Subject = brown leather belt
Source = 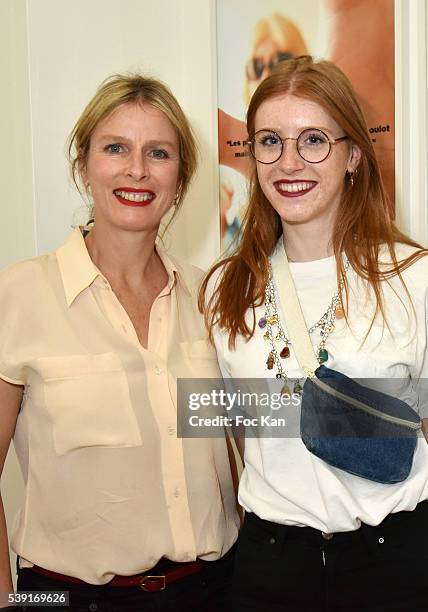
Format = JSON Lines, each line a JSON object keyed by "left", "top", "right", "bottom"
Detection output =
{"left": 30, "top": 560, "right": 205, "bottom": 592}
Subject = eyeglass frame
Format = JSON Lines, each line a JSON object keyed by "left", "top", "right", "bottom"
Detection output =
{"left": 246, "top": 128, "right": 349, "bottom": 165}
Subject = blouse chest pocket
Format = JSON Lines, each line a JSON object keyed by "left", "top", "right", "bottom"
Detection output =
{"left": 179, "top": 339, "right": 221, "bottom": 378}
{"left": 35, "top": 352, "right": 142, "bottom": 455}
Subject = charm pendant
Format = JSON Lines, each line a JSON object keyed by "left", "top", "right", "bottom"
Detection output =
{"left": 318, "top": 348, "right": 328, "bottom": 363}
{"left": 293, "top": 381, "right": 303, "bottom": 395}
{"left": 335, "top": 307, "right": 345, "bottom": 319}
{"left": 258, "top": 317, "right": 267, "bottom": 329}
{"left": 266, "top": 352, "right": 275, "bottom": 370}
{"left": 280, "top": 345, "right": 290, "bottom": 359}
{"left": 280, "top": 383, "right": 290, "bottom": 396}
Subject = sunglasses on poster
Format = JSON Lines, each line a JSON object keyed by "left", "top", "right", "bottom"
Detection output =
{"left": 246, "top": 52, "right": 294, "bottom": 81}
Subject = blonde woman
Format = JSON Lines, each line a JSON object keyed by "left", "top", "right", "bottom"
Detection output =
{"left": 0, "top": 74, "right": 239, "bottom": 611}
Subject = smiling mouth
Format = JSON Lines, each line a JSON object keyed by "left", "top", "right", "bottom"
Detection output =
{"left": 274, "top": 181, "right": 317, "bottom": 197}
{"left": 113, "top": 189, "right": 155, "bottom": 206}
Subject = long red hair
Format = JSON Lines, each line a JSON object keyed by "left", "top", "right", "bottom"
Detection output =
{"left": 200, "top": 56, "right": 425, "bottom": 348}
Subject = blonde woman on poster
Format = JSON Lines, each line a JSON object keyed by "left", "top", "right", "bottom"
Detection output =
{"left": 201, "top": 56, "right": 428, "bottom": 610}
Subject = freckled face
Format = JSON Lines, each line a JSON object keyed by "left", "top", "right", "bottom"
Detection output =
{"left": 254, "top": 94, "right": 360, "bottom": 232}
{"left": 82, "top": 102, "right": 180, "bottom": 234}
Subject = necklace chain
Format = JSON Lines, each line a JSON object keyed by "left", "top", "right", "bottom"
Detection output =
{"left": 259, "top": 257, "right": 350, "bottom": 388}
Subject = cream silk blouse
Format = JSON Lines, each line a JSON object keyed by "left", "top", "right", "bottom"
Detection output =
{"left": 0, "top": 228, "right": 239, "bottom": 584}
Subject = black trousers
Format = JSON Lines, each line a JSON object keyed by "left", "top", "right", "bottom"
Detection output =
{"left": 233, "top": 501, "right": 428, "bottom": 612}
{"left": 16, "top": 546, "right": 235, "bottom": 612}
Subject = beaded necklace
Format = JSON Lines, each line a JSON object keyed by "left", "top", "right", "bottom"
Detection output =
{"left": 258, "top": 257, "right": 350, "bottom": 394}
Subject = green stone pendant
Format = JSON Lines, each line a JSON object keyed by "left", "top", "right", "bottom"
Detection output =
{"left": 293, "top": 381, "right": 303, "bottom": 394}
{"left": 318, "top": 348, "right": 329, "bottom": 363}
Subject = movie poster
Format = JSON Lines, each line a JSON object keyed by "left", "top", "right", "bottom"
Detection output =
{"left": 217, "top": 0, "right": 395, "bottom": 250}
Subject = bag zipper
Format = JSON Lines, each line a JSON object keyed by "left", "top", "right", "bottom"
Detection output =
{"left": 311, "top": 376, "right": 421, "bottom": 431}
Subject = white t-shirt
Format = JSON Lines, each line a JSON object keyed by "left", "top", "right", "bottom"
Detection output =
{"left": 212, "top": 241, "right": 428, "bottom": 532}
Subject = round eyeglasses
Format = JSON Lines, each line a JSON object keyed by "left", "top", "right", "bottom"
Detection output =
{"left": 247, "top": 128, "right": 348, "bottom": 164}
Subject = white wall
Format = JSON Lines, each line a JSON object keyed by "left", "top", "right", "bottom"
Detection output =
{"left": 0, "top": 0, "right": 34, "bottom": 586}
{"left": 0, "top": 0, "right": 35, "bottom": 264}
{"left": 395, "top": 0, "right": 428, "bottom": 243}
{"left": 1, "top": 0, "right": 427, "bottom": 589}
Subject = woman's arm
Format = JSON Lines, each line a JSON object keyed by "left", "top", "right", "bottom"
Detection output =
{"left": 0, "top": 379, "right": 22, "bottom": 606}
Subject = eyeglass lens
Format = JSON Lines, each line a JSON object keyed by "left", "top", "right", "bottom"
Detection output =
{"left": 247, "top": 52, "right": 294, "bottom": 80}
{"left": 251, "top": 129, "right": 332, "bottom": 164}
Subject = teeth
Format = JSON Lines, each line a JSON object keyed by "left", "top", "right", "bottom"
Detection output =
{"left": 114, "top": 190, "right": 154, "bottom": 202}
{"left": 277, "top": 182, "right": 314, "bottom": 193}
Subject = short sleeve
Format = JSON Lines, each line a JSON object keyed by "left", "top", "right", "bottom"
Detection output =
{"left": 0, "top": 263, "right": 30, "bottom": 385}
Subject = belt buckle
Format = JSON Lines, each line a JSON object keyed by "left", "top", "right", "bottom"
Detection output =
{"left": 140, "top": 575, "right": 166, "bottom": 592}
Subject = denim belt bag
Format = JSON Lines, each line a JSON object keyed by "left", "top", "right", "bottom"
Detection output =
{"left": 271, "top": 245, "right": 421, "bottom": 484}
{"left": 301, "top": 365, "right": 420, "bottom": 483}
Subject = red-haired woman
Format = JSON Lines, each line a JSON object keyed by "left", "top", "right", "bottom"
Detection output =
{"left": 200, "top": 56, "right": 428, "bottom": 611}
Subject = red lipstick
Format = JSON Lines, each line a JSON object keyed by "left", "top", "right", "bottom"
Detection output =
{"left": 113, "top": 188, "right": 156, "bottom": 207}
{"left": 274, "top": 180, "right": 317, "bottom": 198}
